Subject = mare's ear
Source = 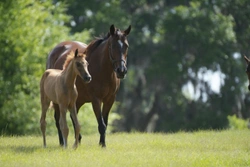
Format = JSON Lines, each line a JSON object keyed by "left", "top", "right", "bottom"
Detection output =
{"left": 244, "top": 55, "right": 250, "bottom": 64}
{"left": 110, "top": 24, "right": 115, "bottom": 36}
{"left": 124, "top": 25, "right": 131, "bottom": 36}
{"left": 75, "top": 49, "right": 78, "bottom": 58}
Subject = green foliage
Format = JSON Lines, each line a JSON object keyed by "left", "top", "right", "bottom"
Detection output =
{"left": 0, "top": 86, "right": 40, "bottom": 135}
{"left": 59, "top": 0, "right": 131, "bottom": 35}
{"left": 227, "top": 115, "right": 248, "bottom": 130}
{"left": 1, "top": 0, "right": 250, "bottom": 135}
{"left": 0, "top": 0, "right": 90, "bottom": 135}
{"left": 114, "top": 0, "right": 250, "bottom": 132}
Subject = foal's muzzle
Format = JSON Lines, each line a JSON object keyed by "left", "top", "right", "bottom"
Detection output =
{"left": 82, "top": 74, "right": 92, "bottom": 83}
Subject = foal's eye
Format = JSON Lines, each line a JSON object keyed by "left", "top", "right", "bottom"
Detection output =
{"left": 76, "top": 62, "right": 82, "bottom": 67}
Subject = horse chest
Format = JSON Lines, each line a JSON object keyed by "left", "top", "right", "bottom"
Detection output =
{"left": 94, "top": 78, "right": 120, "bottom": 98}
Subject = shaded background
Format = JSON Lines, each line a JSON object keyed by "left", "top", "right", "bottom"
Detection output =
{"left": 1, "top": 0, "right": 250, "bottom": 135}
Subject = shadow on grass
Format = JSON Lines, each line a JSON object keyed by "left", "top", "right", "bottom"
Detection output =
{"left": 0, "top": 145, "right": 62, "bottom": 154}
{"left": 11, "top": 146, "right": 43, "bottom": 153}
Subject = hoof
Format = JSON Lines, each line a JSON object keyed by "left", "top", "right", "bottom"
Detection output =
{"left": 72, "top": 143, "right": 78, "bottom": 149}
{"left": 99, "top": 142, "right": 106, "bottom": 148}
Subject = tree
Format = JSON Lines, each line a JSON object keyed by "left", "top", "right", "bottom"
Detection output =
{"left": 114, "top": 1, "right": 247, "bottom": 132}
{"left": 0, "top": 0, "right": 90, "bottom": 135}
{"left": 48, "top": 0, "right": 250, "bottom": 132}
{"left": 2, "top": 0, "right": 249, "bottom": 135}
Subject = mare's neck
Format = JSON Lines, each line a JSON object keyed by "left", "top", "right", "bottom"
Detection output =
{"left": 62, "top": 61, "right": 77, "bottom": 87}
{"left": 102, "top": 40, "right": 116, "bottom": 77}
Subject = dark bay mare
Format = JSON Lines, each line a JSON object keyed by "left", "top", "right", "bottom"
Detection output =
{"left": 47, "top": 25, "right": 131, "bottom": 147}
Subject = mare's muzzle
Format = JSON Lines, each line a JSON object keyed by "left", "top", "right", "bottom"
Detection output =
{"left": 115, "top": 61, "right": 127, "bottom": 79}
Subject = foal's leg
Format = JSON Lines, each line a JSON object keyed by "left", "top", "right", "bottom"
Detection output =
{"left": 40, "top": 100, "right": 50, "bottom": 148}
{"left": 54, "top": 103, "right": 64, "bottom": 146}
{"left": 70, "top": 103, "right": 82, "bottom": 144}
{"left": 59, "top": 105, "right": 69, "bottom": 148}
{"left": 69, "top": 105, "right": 80, "bottom": 149}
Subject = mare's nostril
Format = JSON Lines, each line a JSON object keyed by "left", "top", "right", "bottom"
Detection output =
{"left": 117, "top": 67, "right": 126, "bottom": 74}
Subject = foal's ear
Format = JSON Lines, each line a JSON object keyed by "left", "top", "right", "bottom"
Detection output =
{"left": 124, "top": 25, "right": 131, "bottom": 36}
{"left": 75, "top": 49, "right": 78, "bottom": 58}
{"left": 110, "top": 24, "right": 115, "bottom": 36}
{"left": 244, "top": 55, "right": 250, "bottom": 64}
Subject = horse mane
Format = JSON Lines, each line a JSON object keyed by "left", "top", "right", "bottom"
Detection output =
{"left": 84, "top": 33, "right": 110, "bottom": 55}
{"left": 63, "top": 51, "right": 86, "bottom": 70}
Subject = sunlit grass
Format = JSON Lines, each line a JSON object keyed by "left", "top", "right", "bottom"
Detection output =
{"left": 0, "top": 130, "right": 250, "bottom": 167}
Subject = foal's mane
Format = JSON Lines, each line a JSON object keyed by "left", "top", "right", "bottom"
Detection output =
{"left": 63, "top": 51, "right": 86, "bottom": 70}
{"left": 84, "top": 33, "right": 110, "bottom": 55}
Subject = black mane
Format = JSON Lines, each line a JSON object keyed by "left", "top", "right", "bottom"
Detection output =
{"left": 84, "top": 33, "right": 110, "bottom": 55}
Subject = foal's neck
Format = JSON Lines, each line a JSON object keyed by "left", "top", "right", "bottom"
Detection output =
{"left": 62, "top": 61, "right": 77, "bottom": 87}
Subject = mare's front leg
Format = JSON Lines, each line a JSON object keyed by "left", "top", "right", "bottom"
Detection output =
{"left": 99, "top": 96, "right": 115, "bottom": 147}
{"left": 92, "top": 99, "right": 106, "bottom": 147}
{"left": 59, "top": 105, "right": 69, "bottom": 148}
{"left": 54, "top": 103, "right": 64, "bottom": 146}
{"left": 102, "top": 96, "right": 115, "bottom": 132}
{"left": 69, "top": 105, "right": 80, "bottom": 149}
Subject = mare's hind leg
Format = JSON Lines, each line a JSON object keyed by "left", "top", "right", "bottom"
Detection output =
{"left": 91, "top": 99, "right": 106, "bottom": 147}
{"left": 69, "top": 105, "right": 80, "bottom": 149}
{"left": 54, "top": 103, "right": 64, "bottom": 146}
{"left": 59, "top": 105, "right": 69, "bottom": 148}
{"left": 40, "top": 100, "right": 50, "bottom": 148}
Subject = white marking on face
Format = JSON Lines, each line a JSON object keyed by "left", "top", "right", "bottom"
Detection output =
{"left": 118, "top": 40, "right": 123, "bottom": 48}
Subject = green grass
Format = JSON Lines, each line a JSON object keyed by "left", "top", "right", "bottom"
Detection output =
{"left": 0, "top": 130, "right": 250, "bottom": 167}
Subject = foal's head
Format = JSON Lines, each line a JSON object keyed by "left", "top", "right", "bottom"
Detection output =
{"left": 244, "top": 56, "right": 250, "bottom": 91}
{"left": 64, "top": 49, "right": 92, "bottom": 83}
{"left": 108, "top": 24, "right": 131, "bottom": 79}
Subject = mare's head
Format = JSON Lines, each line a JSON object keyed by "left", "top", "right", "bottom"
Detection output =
{"left": 244, "top": 56, "right": 250, "bottom": 91}
{"left": 108, "top": 24, "right": 131, "bottom": 79}
{"left": 64, "top": 49, "right": 92, "bottom": 83}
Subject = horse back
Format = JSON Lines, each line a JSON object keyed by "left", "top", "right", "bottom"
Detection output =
{"left": 40, "top": 69, "right": 65, "bottom": 104}
{"left": 47, "top": 41, "right": 87, "bottom": 70}
{"left": 40, "top": 69, "right": 61, "bottom": 91}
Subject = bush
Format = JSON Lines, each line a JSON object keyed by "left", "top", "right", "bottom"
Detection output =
{"left": 227, "top": 115, "right": 248, "bottom": 130}
{"left": 0, "top": 0, "right": 90, "bottom": 135}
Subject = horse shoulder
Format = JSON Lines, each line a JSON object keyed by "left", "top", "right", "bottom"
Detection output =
{"left": 91, "top": 75, "right": 119, "bottom": 99}
{"left": 68, "top": 86, "right": 78, "bottom": 107}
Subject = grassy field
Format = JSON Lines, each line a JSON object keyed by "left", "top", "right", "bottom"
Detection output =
{"left": 0, "top": 130, "right": 250, "bottom": 167}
